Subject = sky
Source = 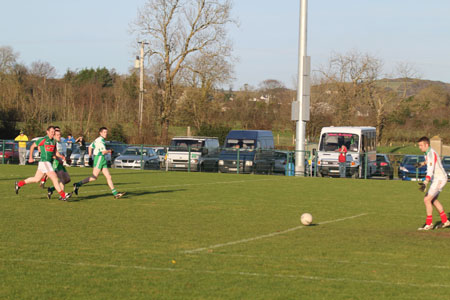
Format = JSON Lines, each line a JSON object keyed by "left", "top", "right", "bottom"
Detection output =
{"left": 1, "top": 0, "right": 450, "bottom": 89}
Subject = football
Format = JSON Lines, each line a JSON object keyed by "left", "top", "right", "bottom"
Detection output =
{"left": 301, "top": 213, "right": 313, "bottom": 226}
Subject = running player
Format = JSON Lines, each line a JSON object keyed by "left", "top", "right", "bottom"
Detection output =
{"left": 46, "top": 128, "right": 72, "bottom": 200}
{"left": 72, "top": 127, "right": 125, "bottom": 199}
{"left": 15, "top": 126, "right": 71, "bottom": 201}
{"left": 417, "top": 136, "right": 450, "bottom": 230}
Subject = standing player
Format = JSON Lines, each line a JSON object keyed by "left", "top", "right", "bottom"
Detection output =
{"left": 15, "top": 126, "right": 71, "bottom": 201}
{"left": 417, "top": 136, "right": 450, "bottom": 230}
{"left": 46, "top": 128, "right": 72, "bottom": 200}
{"left": 72, "top": 127, "right": 125, "bottom": 199}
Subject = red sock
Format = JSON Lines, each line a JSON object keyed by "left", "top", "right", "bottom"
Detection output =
{"left": 59, "top": 191, "right": 65, "bottom": 198}
{"left": 426, "top": 215, "right": 433, "bottom": 225}
{"left": 18, "top": 180, "right": 26, "bottom": 187}
{"left": 440, "top": 211, "right": 448, "bottom": 223}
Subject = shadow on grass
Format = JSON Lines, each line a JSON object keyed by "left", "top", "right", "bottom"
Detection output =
{"left": 69, "top": 189, "right": 186, "bottom": 202}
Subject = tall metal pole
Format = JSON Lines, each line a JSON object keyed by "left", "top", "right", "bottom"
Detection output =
{"left": 138, "top": 42, "right": 145, "bottom": 135}
{"left": 294, "top": 0, "right": 310, "bottom": 176}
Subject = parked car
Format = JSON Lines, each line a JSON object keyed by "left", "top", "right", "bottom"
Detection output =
{"left": 166, "top": 136, "right": 220, "bottom": 171}
{"left": 372, "top": 154, "right": 394, "bottom": 180}
{"left": 26, "top": 138, "right": 43, "bottom": 163}
{"left": 398, "top": 155, "right": 426, "bottom": 181}
{"left": 442, "top": 156, "right": 450, "bottom": 180}
{"left": 69, "top": 144, "right": 86, "bottom": 167}
{"left": 114, "top": 147, "right": 159, "bottom": 170}
{"left": 218, "top": 130, "right": 275, "bottom": 174}
{"left": 152, "top": 147, "right": 167, "bottom": 169}
{"left": 273, "top": 151, "right": 313, "bottom": 176}
{"left": 0, "top": 141, "right": 19, "bottom": 164}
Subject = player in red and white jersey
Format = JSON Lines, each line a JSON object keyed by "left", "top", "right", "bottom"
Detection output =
{"left": 417, "top": 136, "right": 450, "bottom": 230}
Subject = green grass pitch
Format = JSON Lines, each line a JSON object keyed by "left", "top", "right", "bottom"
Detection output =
{"left": 1, "top": 165, "right": 450, "bottom": 299}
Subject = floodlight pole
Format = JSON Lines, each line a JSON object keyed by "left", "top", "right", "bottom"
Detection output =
{"left": 294, "top": 0, "right": 310, "bottom": 176}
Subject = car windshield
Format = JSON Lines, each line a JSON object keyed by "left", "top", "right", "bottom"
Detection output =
{"left": 403, "top": 156, "right": 425, "bottom": 165}
{"left": 376, "top": 155, "right": 388, "bottom": 162}
{"left": 0, "top": 144, "right": 14, "bottom": 151}
{"left": 442, "top": 157, "right": 450, "bottom": 164}
{"left": 124, "top": 148, "right": 148, "bottom": 156}
{"left": 169, "top": 140, "right": 204, "bottom": 152}
{"left": 225, "top": 139, "right": 256, "bottom": 151}
{"left": 156, "top": 149, "right": 166, "bottom": 155}
{"left": 319, "top": 133, "right": 359, "bottom": 152}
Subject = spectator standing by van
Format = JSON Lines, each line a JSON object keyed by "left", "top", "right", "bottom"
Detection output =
{"left": 338, "top": 145, "right": 347, "bottom": 178}
{"left": 66, "top": 134, "right": 76, "bottom": 158}
{"left": 14, "top": 130, "right": 28, "bottom": 165}
{"left": 75, "top": 135, "right": 86, "bottom": 167}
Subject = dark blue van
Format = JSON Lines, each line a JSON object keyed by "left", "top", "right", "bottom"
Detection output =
{"left": 218, "top": 130, "right": 275, "bottom": 174}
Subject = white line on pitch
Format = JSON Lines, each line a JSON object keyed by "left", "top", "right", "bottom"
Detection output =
{"left": 182, "top": 213, "right": 369, "bottom": 254}
{"left": 2, "top": 257, "right": 449, "bottom": 288}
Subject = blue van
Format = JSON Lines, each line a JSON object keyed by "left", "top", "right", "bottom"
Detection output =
{"left": 218, "top": 130, "right": 275, "bottom": 174}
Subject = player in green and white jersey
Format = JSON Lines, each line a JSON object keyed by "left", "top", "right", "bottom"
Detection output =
{"left": 73, "top": 127, "right": 125, "bottom": 199}
{"left": 46, "top": 128, "right": 72, "bottom": 200}
{"left": 15, "top": 126, "right": 71, "bottom": 201}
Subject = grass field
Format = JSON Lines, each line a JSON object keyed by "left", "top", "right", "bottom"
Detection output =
{"left": 1, "top": 165, "right": 450, "bottom": 299}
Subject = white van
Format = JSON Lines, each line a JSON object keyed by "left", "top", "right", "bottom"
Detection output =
{"left": 316, "top": 126, "right": 377, "bottom": 178}
{"left": 166, "top": 136, "right": 220, "bottom": 171}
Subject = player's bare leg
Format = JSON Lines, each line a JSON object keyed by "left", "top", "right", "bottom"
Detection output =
{"left": 16, "top": 169, "right": 45, "bottom": 194}
{"left": 431, "top": 195, "right": 450, "bottom": 229}
{"left": 48, "top": 171, "right": 71, "bottom": 199}
{"left": 72, "top": 168, "right": 101, "bottom": 195}
{"left": 102, "top": 168, "right": 125, "bottom": 198}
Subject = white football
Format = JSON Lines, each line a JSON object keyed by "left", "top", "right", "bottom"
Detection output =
{"left": 301, "top": 213, "right": 313, "bottom": 226}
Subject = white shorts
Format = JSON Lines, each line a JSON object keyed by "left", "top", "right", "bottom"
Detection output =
{"left": 38, "top": 161, "right": 54, "bottom": 174}
{"left": 427, "top": 180, "right": 447, "bottom": 198}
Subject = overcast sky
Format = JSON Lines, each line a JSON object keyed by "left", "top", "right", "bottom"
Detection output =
{"left": 1, "top": 0, "right": 449, "bottom": 89}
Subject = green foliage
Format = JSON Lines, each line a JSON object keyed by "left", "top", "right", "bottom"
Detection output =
{"left": 69, "top": 67, "right": 114, "bottom": 87}
{"left": 196, "top": 124, "right": 231, "bottom": 145}
{"left": 108, "top": 123, "right": 127, "bottom": 143}
{"left": 23, "top": 119, "right": 41, "bottom": 138}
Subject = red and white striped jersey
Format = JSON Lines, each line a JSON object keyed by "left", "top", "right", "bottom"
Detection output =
{"left": 425, "top": 147, "right": 447, "bottom": 181}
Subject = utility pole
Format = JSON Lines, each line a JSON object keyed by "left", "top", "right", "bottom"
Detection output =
{"left": 292, "top": 0, "right": 310, "bottom": 176}
{"left": 136, "top": 41, "right": 149, "bottom": 136}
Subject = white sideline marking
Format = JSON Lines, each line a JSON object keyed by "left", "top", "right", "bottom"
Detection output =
{"left": 2, "top": 257, "right": 449, "bottom": 288}
{"left": 183, "top": 213, "right": 369, "bottom": 254}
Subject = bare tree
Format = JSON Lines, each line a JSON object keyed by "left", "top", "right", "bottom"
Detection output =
{"left": 131, "top": 0, "right": 236, "bottom": 142}
{"left": 395, "top": 61, "right": 421, "bottom": 98}
{"left": 0, "top": 46, "right": 19, "bottom": 74}
{"left": 30, "top": 60, "right": 57, "bottom": 79}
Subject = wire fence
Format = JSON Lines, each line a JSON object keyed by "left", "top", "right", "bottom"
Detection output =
{"left": 2, "top": 139, "right": 449, "bottom": 181}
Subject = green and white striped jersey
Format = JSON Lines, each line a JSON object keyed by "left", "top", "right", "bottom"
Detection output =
{"left": 91, "top": 137, "right": 106, "bottom": 157}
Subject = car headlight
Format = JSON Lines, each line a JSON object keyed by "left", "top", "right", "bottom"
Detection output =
{"left": 400, "top": 166, "right": 408, "bottom": 172}
{"left": 245, "top": 161, "right": 253, "bottom": 166}
{"left": 136, "top": 160, "right": 141, "bottom": 163}
{"left": 219, "top": 160, "right": 224, "bottom": 166}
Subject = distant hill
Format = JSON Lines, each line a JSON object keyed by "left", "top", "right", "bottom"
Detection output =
{"left": 376, "top": 78, "right": 450, "bottom": 97}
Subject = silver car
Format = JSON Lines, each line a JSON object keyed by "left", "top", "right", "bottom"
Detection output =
{"left": 114, "top": 147, "right": 160, "bottom": 170}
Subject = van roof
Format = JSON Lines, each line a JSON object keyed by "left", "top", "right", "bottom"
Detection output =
{"left": 320, "top": 126, "right": 376, "bottom": 134}
{"left": 226, "top": 130, "right": 273, "bottom": 139}
{"left": 172, "top": 136, "right": 218, "bottom": 140}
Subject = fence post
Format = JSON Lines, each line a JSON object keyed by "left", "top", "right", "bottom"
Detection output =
{"left": 364, "top": 154, "right": 368, "bottom": 179}
{"left": 1, "top": 140, "right": 4, "bottom": 164}
{"left": 140, "top": 144, "right": 144, "bottom": 170}
{"left": 416, "top": 155, "right": 419, "bottom": 181}
{"left": 237, "top": 148, "right": 240, "bottom": 174}
{"left": 188, "top": 146, "right": 191, "bottom": 172}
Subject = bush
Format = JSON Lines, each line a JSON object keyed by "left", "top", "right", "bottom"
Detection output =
{"left": 196, "top": 124, "right": 231, "bottom": 145}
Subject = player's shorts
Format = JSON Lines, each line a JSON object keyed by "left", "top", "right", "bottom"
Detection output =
{"left": 93, "top": 155, "right": 108, "bottom": 170}
{"left": 37, "top": 161, "right": 54, "bottom": 174}
{"left": 55, "top": 164, "right": 67, "bottom": 173}
{"left": 427, "top": 180, "right": 447, "bottom": 198}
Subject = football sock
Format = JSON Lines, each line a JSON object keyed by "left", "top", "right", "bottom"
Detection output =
{"left": 440, "top": 211, "right": 448, "bottom": 223}
{"left": 49, "top": 187, "right": 55, "bottom": 192}
{"left": 76, "top": 181, "right": 83, "bottom": 187}
{"left": 18, "top": 180, "right": 26, "bottom": 187}
{"left": 59, "top": 191, "right": 66, "bottom": 198}
{"left": 426, "top": 215, "right": 433, "bottom": 225}
{"left": 111, "top": 189, "right": 118, "bottom": 196}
